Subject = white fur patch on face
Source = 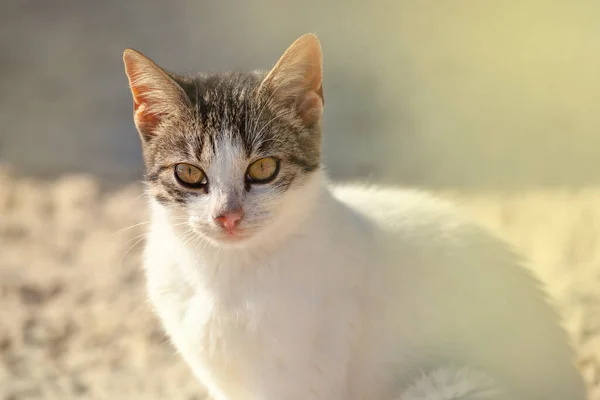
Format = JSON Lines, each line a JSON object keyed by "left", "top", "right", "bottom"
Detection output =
{"left": 179, "top": 135, "right": 285, "bottom": 248}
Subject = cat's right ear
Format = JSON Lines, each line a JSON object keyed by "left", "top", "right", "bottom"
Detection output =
{"left": 122, "top": 49, "right": 189, "bottom": 142}
{"left": 259, "top": 34, "right": 324, "bottom": 125}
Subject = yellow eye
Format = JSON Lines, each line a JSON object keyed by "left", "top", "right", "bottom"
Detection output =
{"left": 247, "top": 157, "right": 279, "bottom": 183}
{"left": 175, "top": 163, "right": 207, "bottom": 187}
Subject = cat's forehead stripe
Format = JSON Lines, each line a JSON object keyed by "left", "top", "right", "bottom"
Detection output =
{"left": 191, "top": 74, "right": 259, "bottom": 158}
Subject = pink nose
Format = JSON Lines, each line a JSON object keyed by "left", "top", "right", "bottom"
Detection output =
{"left": 214, "top": 209, "right": 244, "bottom": 232}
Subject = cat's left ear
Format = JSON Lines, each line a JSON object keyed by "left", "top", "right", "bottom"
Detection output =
{"left": 123, "top": 49, "right": 190, "bottom": 142}
{"left": 259, "top": 33, "right": 324, "bottom": 125}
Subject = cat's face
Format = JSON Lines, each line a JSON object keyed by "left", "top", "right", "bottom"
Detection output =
{"left": 123, "top": 34, "right": 324, "bottom": 247}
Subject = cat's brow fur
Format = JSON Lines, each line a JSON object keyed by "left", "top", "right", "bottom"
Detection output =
{"left": 141, "top": 70, "right": 320, "bottom": 205}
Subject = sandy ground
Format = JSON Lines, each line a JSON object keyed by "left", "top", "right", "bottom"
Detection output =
{"left": 2, "top": 164, "right": 600, "bottom": 399}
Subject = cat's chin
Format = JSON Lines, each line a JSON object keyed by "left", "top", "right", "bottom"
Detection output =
{"left": 214, "top": 233, "right": 250, "bottom": 246}
{"left": 200, "top": 229, "right": 258, "bottom": 249}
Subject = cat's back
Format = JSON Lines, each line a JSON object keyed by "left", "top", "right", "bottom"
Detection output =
{"left": 332, "top": 183, "right": 586, "bottom": 399}
{"left": 332, "top": 183, "right": 469, "bottom": 240}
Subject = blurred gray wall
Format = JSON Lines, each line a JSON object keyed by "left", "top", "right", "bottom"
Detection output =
{"left": 1, "top": 0, "right": 599, "bottom": 189}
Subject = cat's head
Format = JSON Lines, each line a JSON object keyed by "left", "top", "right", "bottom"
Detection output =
{"left": 123, "top": 34, "right": 325, "bottom": 248}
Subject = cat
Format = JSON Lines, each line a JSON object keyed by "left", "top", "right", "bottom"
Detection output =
{"left": 122, "top": 34, "right": 587, "bottom": 399}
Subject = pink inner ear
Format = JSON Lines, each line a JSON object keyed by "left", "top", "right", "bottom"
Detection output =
{"left": 128, "top": 76, "right": 168, "bottom": 136}
{"left": 134, "top": 102, "right": 161, "bottom": 135}
{"left": 131, "top": 85, "right": 158, "bottom": 120}
{"left": 130, "top": 86, "right": 144, "bottom": 112}
{"left": 297, "top": 90, "right": 323, "bottom": 124}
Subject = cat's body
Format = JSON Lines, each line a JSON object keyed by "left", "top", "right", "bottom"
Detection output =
{"left": 123, "top": 34, "right": 586, "bottom": 399}
{"left": 144, "top": 176, "right": 584, "bottom": 400}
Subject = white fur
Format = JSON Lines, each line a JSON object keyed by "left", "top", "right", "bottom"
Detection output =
{"left": 143, "top": 167, "right": 586, "bottom": 399}
{"left": 398, "top": 366, "right": 502, "bottom": 400}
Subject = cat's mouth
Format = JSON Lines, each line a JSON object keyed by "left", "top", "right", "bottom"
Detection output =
{"left": 202, "top": 226, "right": 254, "bottom": 246}
{"left": 218, "top": 230, "right": 247, "bottom": 241}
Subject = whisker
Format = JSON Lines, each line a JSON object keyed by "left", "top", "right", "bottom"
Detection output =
{"left": 180, "top": 229, "right": 199, "bottom": 248}
{"left": 112, "top": 221, "right": 150, "bottom": 236}
{"left": 124, "top": 232, "right": 148, "bottom": 245}
{"left": 192, "top": 233, "right": 209, "bottom": 254}
{"left": 171, "top": 221, "right": 191, "bottom": 228}
{"left": 120, "top": 235, "right": 147, "bottom": 264}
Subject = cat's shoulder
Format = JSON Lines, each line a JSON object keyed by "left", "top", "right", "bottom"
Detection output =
{"left": 330, "top": 182, "right": 521, "bottom": 274}
{"left": 332, "top": 182, "right": 461, "bottom": 219}
{"left": 330, "top": 182, "right": 479, "bottom": 237}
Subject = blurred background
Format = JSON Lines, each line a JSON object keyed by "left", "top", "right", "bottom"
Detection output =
{"left": 1, "top": 1, "right": 600, "bottom": 399}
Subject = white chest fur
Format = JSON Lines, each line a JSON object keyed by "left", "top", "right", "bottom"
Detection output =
{"left": 144, "top": 189, "right": 369, "bottom": 399}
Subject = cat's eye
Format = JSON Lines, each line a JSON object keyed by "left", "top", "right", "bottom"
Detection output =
{"left": 174, "top": 163, "right": 207, "bottom": 187}
{"left": 246, "top": 157, "right": 279, "bottom": 183}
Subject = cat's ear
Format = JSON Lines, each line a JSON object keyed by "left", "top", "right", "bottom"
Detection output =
{"left": 123, "top": 49, "right": 190, "bottom": 141}
{"left": 259, "top": 33, "right": 324, "bottom": 125}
